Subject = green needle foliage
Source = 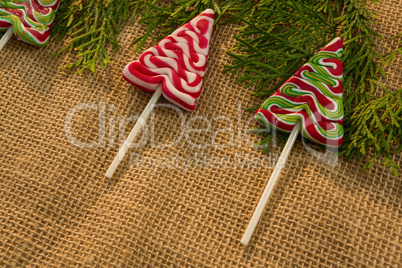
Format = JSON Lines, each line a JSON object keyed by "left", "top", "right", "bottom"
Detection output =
{"left": 225, "top": 0, "right": 339, "bottom": 97}
{"left": 341, "top": 87, "right": 402, "bottom": 176}
{"left": 52, "top": 0, "right": 143, "bottom": 73}
{"left": 337, "top": 0, "right": 384, "bottom": 110}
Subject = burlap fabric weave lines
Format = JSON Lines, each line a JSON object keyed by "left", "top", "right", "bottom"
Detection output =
{"left": 0, "top": 1, "right": 401, "bottom": 267}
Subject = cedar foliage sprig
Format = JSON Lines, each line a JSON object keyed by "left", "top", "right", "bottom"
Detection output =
{"left": 225, "top": 0, "right": 402, "bottom": 175}
{"left": 342, "top": 87, "right": 402, "bottom": 175}
{"left": 336, "top": 0, "right": 384, "bottom": 110}
{"left": 52, "top": 0, "right": 143, "bottom": 73}
{"left": 336, "top": 0, "right": 401, "bottom": 175}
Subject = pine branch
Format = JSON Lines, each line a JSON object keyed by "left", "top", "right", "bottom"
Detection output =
{"left": 340, "top": 87, "right": 402, "bottom": 176}
{"left": 337, "top": 0, "right": 384, "bottom": 110}
{"left": 337, "top": 0, "right": 401, "bottom": 174}
{"left": 52, "top": 0, "right": 144, "bottom": 73}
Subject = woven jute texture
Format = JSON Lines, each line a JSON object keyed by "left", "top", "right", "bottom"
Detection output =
{"left": 0, "top": 2, "right": 401, "bottom": 267}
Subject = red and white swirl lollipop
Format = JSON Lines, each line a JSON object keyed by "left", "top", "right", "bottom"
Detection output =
{"left": 106, "top": 9, "right": 214, "bottom": 178}
{"left": 122, "top": 9, "right": 213, "bottom": 111}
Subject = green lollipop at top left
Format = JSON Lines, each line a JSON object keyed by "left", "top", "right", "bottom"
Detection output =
{"left": 0, "top": 0, "right": 60, "bottom": 49}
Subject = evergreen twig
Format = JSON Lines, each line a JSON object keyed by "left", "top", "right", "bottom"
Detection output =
{"left": 52, "top": 0, "right": 144, "bottom": 73}
{"left": 340, "top": 87, "right": 402, "bottom": 176}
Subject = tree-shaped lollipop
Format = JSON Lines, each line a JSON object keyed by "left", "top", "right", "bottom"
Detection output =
{"left": 241, "top": 37, "right": 344, "bottom": 245}
{"left": 105, "top": 9, "right": 214, "bottom": 178}
{"left": 0, "top": 0, "right": 60, "bottom": 50}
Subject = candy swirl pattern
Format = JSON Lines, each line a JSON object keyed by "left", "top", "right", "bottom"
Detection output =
{"left": 0, "top": 0, "right": 60, "bottom": 47}
{"left": 255, "top": 37, "right": 344, "bottom": 147}
{"left": 122, "top": 9, "right": 214, "bottom": 111}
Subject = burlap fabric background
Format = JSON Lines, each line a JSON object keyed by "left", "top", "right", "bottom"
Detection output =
{"left": 0, "top": 1, "right": 401, "bottom": 267}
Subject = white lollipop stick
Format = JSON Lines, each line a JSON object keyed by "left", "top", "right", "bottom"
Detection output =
{"left": 0, "top": 28, "right": 13, "bottom": 52}
{"left": 105, "top": 85, "right": 163, "bottom": 178}
{"left": 241, "top": 120, "right": 301, "bottom": 246}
